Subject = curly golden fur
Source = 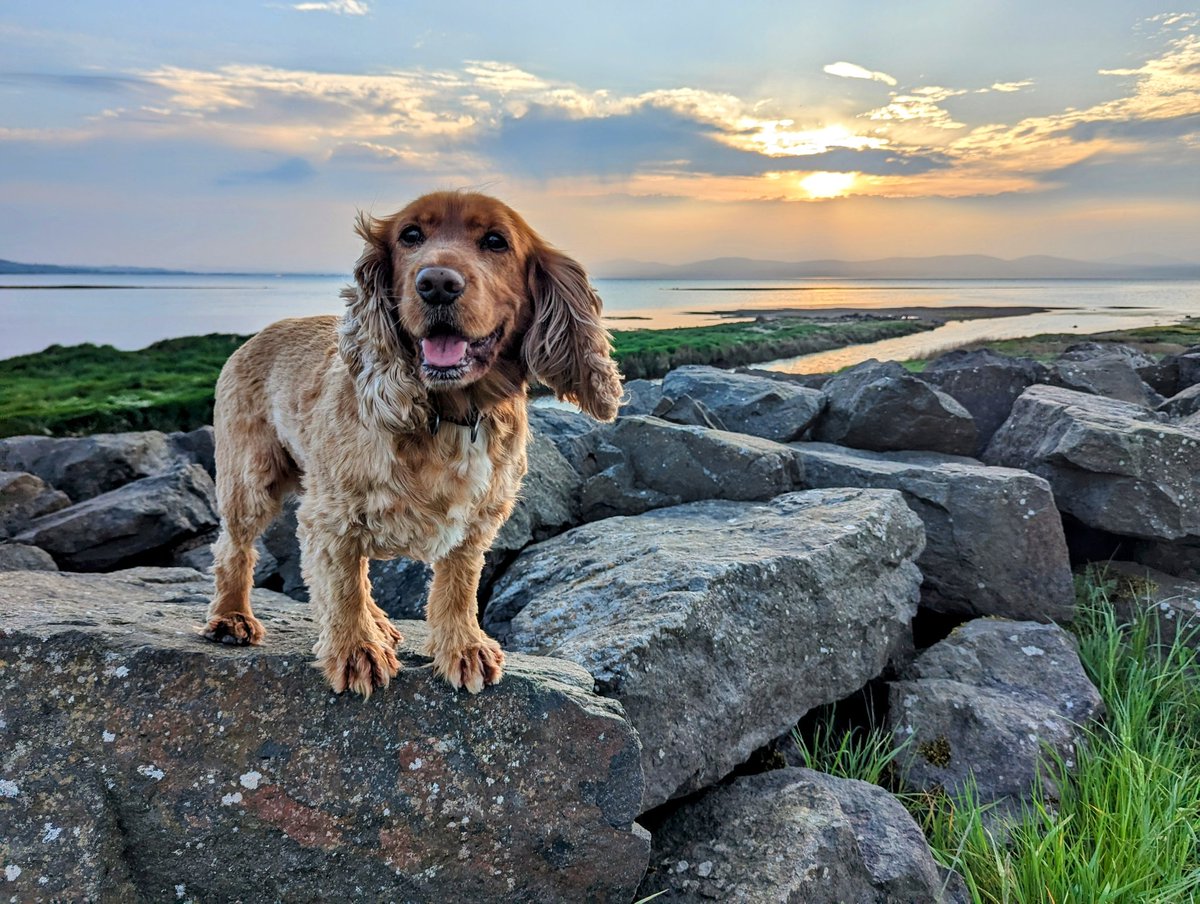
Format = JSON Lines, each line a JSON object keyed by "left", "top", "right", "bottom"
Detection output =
{"left": 203, "top": 192, "right": 622, "bottom": 696}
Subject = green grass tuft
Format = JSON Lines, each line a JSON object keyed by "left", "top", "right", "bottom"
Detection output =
{"left": 793, "top": 570, "right": 1200, "bottom": 903}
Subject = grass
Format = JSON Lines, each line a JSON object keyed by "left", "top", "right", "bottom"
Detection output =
{"left": 792, "top": 569, "right": 1200, "bottom": 904}
{"left": 899, "top": 317, "right": 1200, "bottom": 368}
{"left": 0, "top": 317, "right": 931, "bottom": 437}
{"left": 0, "top": 334, "right": 248, "bottom": 437}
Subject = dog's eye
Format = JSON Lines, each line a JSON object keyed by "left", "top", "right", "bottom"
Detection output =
{"left": 482, "top": 231, "right": 509, "bottom": 253}
{"left": 399, "top": 225, "right": 425, "bottom": 247}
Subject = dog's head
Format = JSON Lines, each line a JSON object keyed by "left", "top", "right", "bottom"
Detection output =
{"left": 338, "top": 191, "right": 622, "bottom": 431}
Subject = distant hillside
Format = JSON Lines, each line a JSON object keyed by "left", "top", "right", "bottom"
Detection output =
{"left": 0, "top": 258, "right": 192, "bottom": 276}
{"left": 593, "top": 254, "right": 1200, "bottom": 280}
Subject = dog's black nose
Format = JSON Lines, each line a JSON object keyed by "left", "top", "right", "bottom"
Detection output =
{"left": 415, "top": 267, "right": 465, "bottom": 305}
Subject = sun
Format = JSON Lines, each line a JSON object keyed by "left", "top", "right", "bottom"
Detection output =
{"left": 798, "top": 171, "right": 857, "bottom": 199}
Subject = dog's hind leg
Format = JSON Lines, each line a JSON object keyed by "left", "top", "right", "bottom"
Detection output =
{"left": 204, "top": 425, "right": 294, "bottom": 647}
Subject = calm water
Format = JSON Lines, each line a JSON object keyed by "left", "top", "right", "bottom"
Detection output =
{"left": 2, "top": 274, "right": 1197, "bottom": 371}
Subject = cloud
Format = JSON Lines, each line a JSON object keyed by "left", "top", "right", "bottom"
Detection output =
{"left": 823, "top": 61, "right": 898, "bottom": 86}
{"left": 218, "top": 156, "right": 316, "bottom": 185}
{"left": 290, "top": 0, "right": 369, "bottom": 14}
{"left": 987, "top": 80, "right": 1034, "bottom": 93}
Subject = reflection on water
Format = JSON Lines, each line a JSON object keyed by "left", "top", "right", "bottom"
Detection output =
{"left": 2, "top": 274, "right": 1198, "bottom": 363}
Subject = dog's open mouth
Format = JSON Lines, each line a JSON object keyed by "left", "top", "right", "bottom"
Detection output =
{"left": 419, "top": 325, "right": 503, "bottom": 381}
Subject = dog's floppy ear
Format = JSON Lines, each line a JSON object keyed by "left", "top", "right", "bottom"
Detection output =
{"left": 337, "top": 212, "right": 422, "bottom": 430}
{"left": 523, "top": 242, "right": 623, "bottom": 421}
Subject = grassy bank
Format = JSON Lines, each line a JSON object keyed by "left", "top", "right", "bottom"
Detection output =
{"left": 0, "top": 317, "right": 931, "bottom": 437}
{"left": 795, "top": 569, "right": 1200, "bottom": 903}
{"left": 902, "top": 318, "right": 1200, "bottom": 371}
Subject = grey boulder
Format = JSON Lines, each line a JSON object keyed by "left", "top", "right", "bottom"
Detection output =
{"left": 889, "top": 619, "right": 1104, "bottom": 817}
{"left": 494, "top": 488, "right": 925, "bottom": 810}
{"left": 794, "top": 442, "right": 1074, "bottom": 621}
{"left": 0, "top": 568, "right": 649, "bottom": 904}
{"left": 814, "top": 360, "right": 977, "bottom": 455}
{"left": 14, "top": 463, "right": 219, "bottom": 570}
{"left": 0, "top": 542, "right": 59, "bottom": 571}
{"left": 1050, "top": 344, "right": 1162, "bottom": 407}
{"left": 659, "top": 365, "right": 826, "bottom": 442}
{"left": 0, "top": 470, "right": 70, "bottom": 538}
{"left": 638, "top": 767, "right": 962, "bottom": 903}
{"left": 0, "top": 429, "right": 207, "bottom": 502}
{"left": 922, "top": 348, "right": 1047, "bottom": 453}
{"left": 579, "top": 415, "right": 803, "bottom": 521}
{"left": 984, "top": 384, "right": 1200, "bottom": 541}
{"left": 1159, "top": 383, "right": 1200, "bottom": 419}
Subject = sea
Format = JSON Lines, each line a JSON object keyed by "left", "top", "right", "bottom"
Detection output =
{"left": 2, "top": 274, "right": 1198, "bottom": 374}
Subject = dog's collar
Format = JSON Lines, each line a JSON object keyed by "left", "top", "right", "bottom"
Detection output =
{"left": 427, "top": 401, "right": 485, "bottom": 442}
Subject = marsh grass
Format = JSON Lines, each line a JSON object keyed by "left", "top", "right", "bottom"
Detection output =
{"left": 791, "top": 571, "right": 1200, "bottom": 903}
{"left": 0, "top": 318, "right": 930, "bottom": 436}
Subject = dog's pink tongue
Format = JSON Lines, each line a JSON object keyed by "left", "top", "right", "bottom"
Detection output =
{"left": 421, "top": 335, "right": 468, "bottom": 367}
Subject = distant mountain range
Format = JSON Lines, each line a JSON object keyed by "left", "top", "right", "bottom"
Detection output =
{"left": 0, "top": 259, "right": 341, "bottom": 278}
{"left": 3, "top": 253, "right": 1199, "bottom": 281}
{"left": 592, "top": 253, "right": 1200, "bottom": 280}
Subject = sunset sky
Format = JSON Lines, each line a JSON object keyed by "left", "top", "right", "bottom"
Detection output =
{"left": 2, "top": 2, "right": 1198, "bottom": 271}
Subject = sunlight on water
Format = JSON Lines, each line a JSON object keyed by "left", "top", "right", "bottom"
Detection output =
{"left": 2, "top": 274, "right": 1198, "bottom": 366}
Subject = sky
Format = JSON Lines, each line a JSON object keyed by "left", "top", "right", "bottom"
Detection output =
{"left": 1, "top": 1, "right": 1198, "bottom": 271}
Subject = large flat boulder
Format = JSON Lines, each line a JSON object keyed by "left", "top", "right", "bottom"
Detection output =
{"left": 814, "top": 360, "right": 977, "bottom": 455}
{"left": 0, "top": 568, "right": 649, "bottom": 903}
{"left": 580, "top": 416, "right": 803, "bottom": 520}
{"left": 638, "top": 768, "right": 962, "bottom": 903}
{"left": 793, "top": 443, "right": 1074, "bottom": 621}
{"left": 889, "top": 619, "right": 1104, "bottom": 818}
{"left": 983, "top": 385, "right": 1200, "bottom": 541}
{"left": 14, "top": 463, "right": 219, "bottom": 571}
{"left": 0, "top": 430, "right": 207, "bottom": 502}
{"left": 492, "top": 489, "right": 925, "bottom": 810}
{"left": 659, "top": 365, "right": 826, "bottom": 442}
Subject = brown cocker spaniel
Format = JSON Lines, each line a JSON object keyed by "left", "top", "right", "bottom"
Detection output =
{"left": 202, "top": 192, "right": 622, "bottom": 696}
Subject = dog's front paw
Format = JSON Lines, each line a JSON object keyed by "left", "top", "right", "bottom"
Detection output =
{"left": 202, "top": 612, "right": 265, "bottom": 646}
{"left": 320, "top": 641, "right": 401, "bottom": 698}
{"left": 432, "top": 636, "right": 505, "bottom": 693}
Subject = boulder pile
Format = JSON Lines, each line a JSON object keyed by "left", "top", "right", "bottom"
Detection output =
{"left": 3, "top": 337, "right": 1196, "bottom": 900}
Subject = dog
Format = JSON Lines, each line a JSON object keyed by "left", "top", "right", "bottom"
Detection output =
{"left": 201, "top": 191, "right": 622, "bottom": 697}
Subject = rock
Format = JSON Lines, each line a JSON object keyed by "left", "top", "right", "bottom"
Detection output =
{"left": 492, "top": 431, "right": 580, "bottom": 553}
{"left": 369, "top": 557, "right": 435, "bottom": 619}
{"left": 0, "top": 470, "right": 69, "bottom": 538}
{"left": 578, "top": 416, "right": 803, "bottom": 522}
{"left": 922, "top": 348, "right": 1047, "bottom": 453}
{"left": 0, "top": 568, "right": 649, "bottom": 903}
{"left": 494, "top": 488, "right": 924, "bottom": 810}
{"left": 527, "top": 405, "right": 598, "bottom": 472}
{"left": 650, "top": 394, "right": 726, "bottom": 430}
{"left": 0, "top": 430, "right": 183, "bottom": 502}
{"left": 618, "top": 379, "right": 664, "bottom": 416}
{"left": 794, "top": 442, "right": 1074, "bottom": 621}
{"left": 1092, "top": 561, "right": 1200, "bottom": 651}
{"left": 1126, "top": 535, "right": 1200, "bottom": 581}
{"left": 14, "top": 463, "right": 219, "bottom": 571}
{"left": 889, "top": 619, "right": 1104, "bottom": 817}
{"left": 1159, "top": 383, "right": 1200, "bottom": 419}
{"left": 814, "top": 360, "right": 977, "bottom": 455}
{"left": 734, "top": 366, "right": 831, "bottom": 390}
{"left": 169, "top": 425, "right": 216, "bottom": 477}
{"left": 638, "top": 767, "right": 960, "bottom": 903}
{"left": 1050, "top": 345, "right": 1162, "bottom": 407}
{"left": 0, "top": 542, "right": 59, "bottom": 571}
{"left": 261, "top": 497, "right": 306, "bottom": 600}
{"left": 1168, "top": 352, "right": 1200, "bottom": 392}
{"left": 659, "top": 365, "right": 826, "bottom": 442}
{"left": 983, "top": 385, "right": 1200, "bottom": 541}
